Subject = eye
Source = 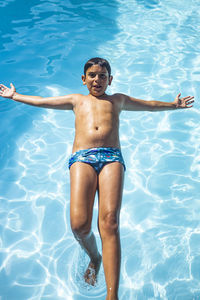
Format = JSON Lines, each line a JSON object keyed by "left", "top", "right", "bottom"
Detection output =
{"left": 100, "top": 74, "right": 106, "bottom": 79}
{"left": 88, "top": 73, "right": 96, "bottom": 78}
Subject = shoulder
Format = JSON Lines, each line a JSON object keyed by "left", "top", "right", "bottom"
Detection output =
{"left": 71, "top": 94, "right": 91, "bottom": 111}
{"left": 109, "top": 93, "right": 127, "bottom": 110}
{"left": 110, "top": 93, "right": 127, "bottom": 102}
{"left": 71, "top": 93, "right": 84, "bottom": 99}
{"left": 69, "top": 93, "right": 85, "bottom": 105}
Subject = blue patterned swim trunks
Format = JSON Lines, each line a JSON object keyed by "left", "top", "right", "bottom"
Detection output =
{"left": 68, "top": 147, "right": 126, "bottom": 174}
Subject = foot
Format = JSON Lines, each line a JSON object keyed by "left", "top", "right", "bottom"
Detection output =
{"left": 84, "top": 254, "right": 102, "bottom": 286}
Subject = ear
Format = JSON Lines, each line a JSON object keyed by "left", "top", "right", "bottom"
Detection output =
{"left": 108, "top": 75, "right": 113, "bottom": 86}
{"left": 82, "top": 75, "right": 86, "bottom": 85}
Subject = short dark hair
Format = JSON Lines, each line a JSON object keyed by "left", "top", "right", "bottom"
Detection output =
{"left": 84, "top": 57, "right": 111, "bottom": 76}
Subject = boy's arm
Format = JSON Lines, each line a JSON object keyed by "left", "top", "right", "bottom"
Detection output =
{"left": 0, "top": 83, "right": 75, "bottom": 110}
{"left": 121, "top": 93, "right": 194, "bottom": 111}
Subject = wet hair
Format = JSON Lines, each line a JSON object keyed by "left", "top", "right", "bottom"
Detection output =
{"left": 84, "top": 57, "right": 111, "bottom": 77}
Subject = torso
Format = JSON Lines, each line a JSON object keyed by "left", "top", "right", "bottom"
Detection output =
{"left": 72, "top": 93, "right": 124, "bottom": 152}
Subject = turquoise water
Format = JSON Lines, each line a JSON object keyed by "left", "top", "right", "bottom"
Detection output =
{"left": 0, "top": 0, "right": 200, "bottom": 299}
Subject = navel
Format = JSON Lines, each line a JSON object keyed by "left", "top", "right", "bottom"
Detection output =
{"left": 95, "top": 126, "right": 99, "bottom": 130}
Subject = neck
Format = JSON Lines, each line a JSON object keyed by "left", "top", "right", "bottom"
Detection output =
{"left": 89, "top": 92, "right": 107, "bottom": 99}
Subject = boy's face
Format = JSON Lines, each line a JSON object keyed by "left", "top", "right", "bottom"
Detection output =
{"left": 82, "top": 65, "right": 113, "bottom": 97}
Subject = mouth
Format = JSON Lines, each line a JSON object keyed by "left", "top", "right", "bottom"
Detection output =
{"left": 93, "top": 85, "right": 102, "bottom": 89}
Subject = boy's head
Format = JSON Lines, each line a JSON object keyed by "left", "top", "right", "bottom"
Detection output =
{"left": 82, "top": 57, "right": 113, "bottom": 97}
{"left": 84, "top": 57, "right": 111, "bottom": 77}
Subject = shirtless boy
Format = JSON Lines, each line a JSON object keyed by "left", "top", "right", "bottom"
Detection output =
{"left": 0, "top": 57, "right": 194, "bottom": 300}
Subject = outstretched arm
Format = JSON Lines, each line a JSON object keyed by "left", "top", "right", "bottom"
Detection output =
{"left": 0, "top": 83, "right": 76, "bottom": 110}
{"left": 121, "top": 93, "right": 194, "bottom": 111}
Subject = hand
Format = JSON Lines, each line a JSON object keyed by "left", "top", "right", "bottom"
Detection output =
{"left": 0, "top": 83, "right": 16, "bottom": 99}
{"left": 173, "top": 93, "right": 194, "bottom": 108}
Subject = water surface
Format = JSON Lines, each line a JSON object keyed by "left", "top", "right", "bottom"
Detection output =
{"left": 0, "top": 0, "right": 200, "bottom": 299}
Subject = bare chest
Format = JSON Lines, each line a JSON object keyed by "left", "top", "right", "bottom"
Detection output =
{"left": 74, "top": 98, "right": 119, "bottom": 131}
{"left": 78, "top": 98, "right": 118, "bottom": 118}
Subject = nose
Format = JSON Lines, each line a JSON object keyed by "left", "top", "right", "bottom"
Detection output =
{"left": 94, "top": 74, "right": 100, "bottom": 81}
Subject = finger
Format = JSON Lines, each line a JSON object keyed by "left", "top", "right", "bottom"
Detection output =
{"left": 186, "top": 100, "right": 194, "bottom": 105}
{"left": 182, "top": 96, "right": 193, "bottom": 100}
{"left": 10, "top": 83, "right": 16, "bottom": 92}
{"left": 0, "top": 84, "right": 7, "bottom": 89}
{"left": 185, "top": 99, "right": 194, "bottom": 105}
{"left": 177, "top": 93, "right": 181, "bottom": 98}
{"left": 186, "top": 98, "right": 194, "bottom": 102}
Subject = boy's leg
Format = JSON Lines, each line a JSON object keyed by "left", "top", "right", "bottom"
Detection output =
{"left": 70, "top": 162, "right": 101, "bottom": 284}
{"left": 98, "top": 162, "right": 124, "bottom": 300}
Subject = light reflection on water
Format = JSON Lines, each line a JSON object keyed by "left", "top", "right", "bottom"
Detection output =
{"left": 0, "top": 0, "right": 200, "bottom": 299}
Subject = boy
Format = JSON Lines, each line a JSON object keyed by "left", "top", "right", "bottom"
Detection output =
{"left": 0, "top": 57, "right": 194, "bottom": 300}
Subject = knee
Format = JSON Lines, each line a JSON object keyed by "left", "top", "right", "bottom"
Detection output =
{"left": 99, "top": 211, "right": 119, "bottom": 236}
{"left": 70, "top": 215, "right": 91, "bottom": 238}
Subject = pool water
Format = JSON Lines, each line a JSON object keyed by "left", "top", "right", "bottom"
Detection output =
{"left": 0, "top": 0, "right": 200, "bottom": 299}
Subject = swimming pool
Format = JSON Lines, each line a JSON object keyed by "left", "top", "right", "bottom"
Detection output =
{"left": 0, "top": 0, "right": 199, "bottom": 299}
